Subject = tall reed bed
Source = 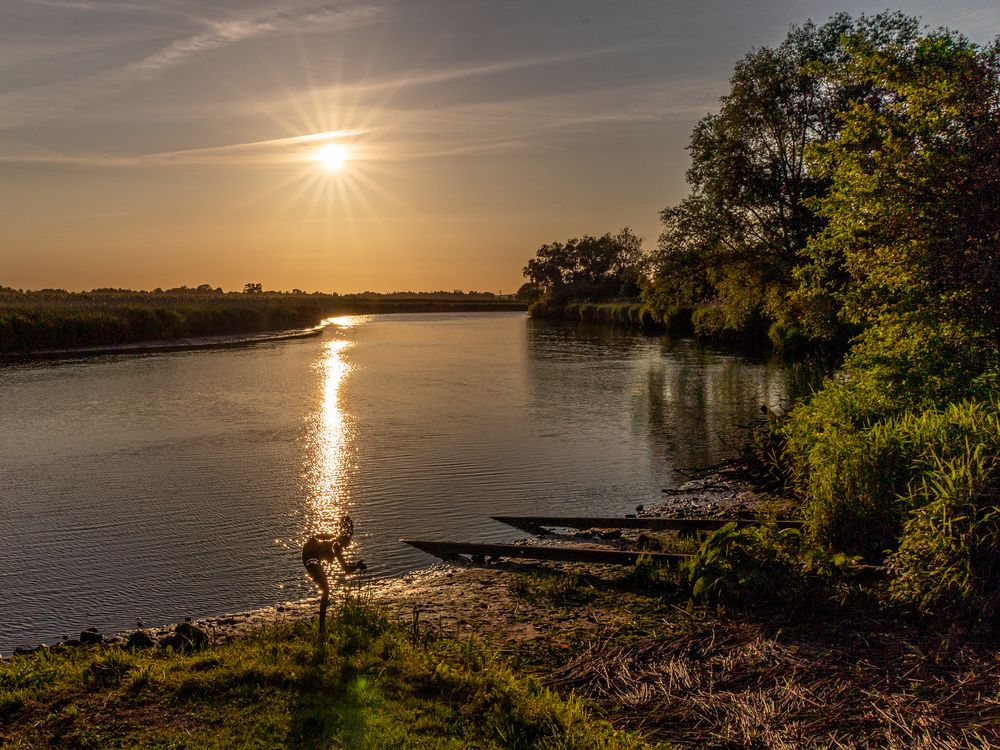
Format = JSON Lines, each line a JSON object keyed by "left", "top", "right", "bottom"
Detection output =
{"left": 0, "top": 291, "right": 524, "bottom": 353}
{"left": 783, "top": 395, "right": 1000, "bottom": 622}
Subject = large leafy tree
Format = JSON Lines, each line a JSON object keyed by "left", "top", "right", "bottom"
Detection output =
{"left": 647, "top": 13, "right": 920, "bottom": 346}
{"left": 799, "top": 31, "right": 1000, "bottom": 345}
{"left": 784, "top": 28, "right": 1000, "bottom": 592}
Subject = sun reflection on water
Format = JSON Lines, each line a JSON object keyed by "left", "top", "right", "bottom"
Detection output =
{"left": 321, "top": 315, "right": 361, "bottom": 328}
{"left": 303, "top": 336, "right": 355, "bottom": 536}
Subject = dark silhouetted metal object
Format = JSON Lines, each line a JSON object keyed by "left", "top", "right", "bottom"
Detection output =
{"left": 491, "top": 515, "right": 802, "bottom": 535}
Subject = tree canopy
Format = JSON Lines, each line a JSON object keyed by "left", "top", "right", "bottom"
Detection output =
{"left": 645, "top": 13, "right": 922, "bottom": 347}
{"left": 522, "top": 228, "right": 646, "bottom": 303}
{"left": 798, "top": 29, "right": 1000, "bottom": 341}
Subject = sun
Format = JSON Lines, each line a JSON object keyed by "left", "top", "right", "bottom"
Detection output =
{"left": 315, "top": 143, "right": 350, "bottom": 172}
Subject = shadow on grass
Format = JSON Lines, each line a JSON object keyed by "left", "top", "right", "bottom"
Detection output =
{"left": 286, "top": 597, "right": 393, "bottom": 750}
{"left": 285, "top": 632, "right": 362, "bottom": 750}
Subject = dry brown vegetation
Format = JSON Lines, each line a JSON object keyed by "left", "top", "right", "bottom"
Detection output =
{"left": 350, "top": 546, "right": 1000, "bottom": 749}
{"left": 545, "top": 610, "right": 1000, "bottom": 748}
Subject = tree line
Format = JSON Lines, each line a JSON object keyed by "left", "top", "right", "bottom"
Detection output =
{"left": 523, "top": 12, "right": 1000, "bottom": 626}
{"left": 523, "top": 12, "right": 999, "bottom": 351}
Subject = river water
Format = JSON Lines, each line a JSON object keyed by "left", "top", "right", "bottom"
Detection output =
{"left": 0, "top": 312, "right": 790, "bottom": 651}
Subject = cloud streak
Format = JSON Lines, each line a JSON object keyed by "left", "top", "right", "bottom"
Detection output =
{"left": 0, "top": 129, "right": 363, "bottom": 168}
{"left": 246, "top": 42, "right": 642, "bottom": 109}
{"left": 0, "top": 2, "right": 386, "bottom": 129}
{"left": 140, "top": 129, "right": 365, "bottom": 163}
{"left": 127, "top": 4, "right": 386, "bottom": 78}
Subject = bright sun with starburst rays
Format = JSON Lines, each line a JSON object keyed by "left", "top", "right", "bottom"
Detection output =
{"left": 315, "top": 142, "right": 350, "bottom": 173}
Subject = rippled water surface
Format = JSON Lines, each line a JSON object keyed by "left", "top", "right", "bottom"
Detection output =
{"left": 0, "top": 313, "right": 791, "bottom": 651}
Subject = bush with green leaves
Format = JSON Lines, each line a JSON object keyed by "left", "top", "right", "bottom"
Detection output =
{"left": 784, "top": 394, "right": 1000, "bottom": 621}
{"left": 782, "top": 312, "right": 1000, "bottom": 550}
{"left": 686, "top": 522, "right": 856, "bottom": 607}
{"left": 787, "top": 380, "right": 1000, "bottom": 546}
{"left": 886, "top": 444, "right": 1000, "bottom": 626}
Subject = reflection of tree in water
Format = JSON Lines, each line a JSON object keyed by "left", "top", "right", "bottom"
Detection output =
{"left": 642, "top": 340, "right": 790, "bottom": 482}
{"left": 524, "top": 318, "right": 644, "bottom": 362}
{"left": 522, "top": 319, "right": 793, "bottom": 494}
{"left": 522, "top": 319, "right": 671, "bottom": 504}
{"left": 523, "top": 319, "right": 651, "bottom": 426}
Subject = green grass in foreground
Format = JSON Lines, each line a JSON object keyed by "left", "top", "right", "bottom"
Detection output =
{"left": 0, "top": 598, "right": 650, "bottom": 750}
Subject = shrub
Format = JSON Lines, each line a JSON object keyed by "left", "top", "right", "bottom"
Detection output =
{"left": 783, "top": 314, "right": 1000, "bottom": 555}
{"left": 690, "top": 303, "right": 727, "bottom": 338}
{"left": 784, "top": 383, "right": 911, "bottom": 554}
{"left": 788, "top": 393, "right": 1000, "bottom": 555}
{"left": 686, "top": 522, "right": 856, "bottom": 607}
{"left": 845, "top": 315, "right": 1000, "bottom": 409}
{"left": 886, "top": 445, "right": 1000, "bottom": 626}
{"left": 780, "top": 311, "right": 1000, "bottom": 620}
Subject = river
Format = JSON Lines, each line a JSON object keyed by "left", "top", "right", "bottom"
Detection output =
{"left": 0, "top": 312, "right": 791, "bottom": 652}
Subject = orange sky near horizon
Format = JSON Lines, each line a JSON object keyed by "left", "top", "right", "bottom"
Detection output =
{"left": 2, "top": 0, "right": 997, "bottom": 294}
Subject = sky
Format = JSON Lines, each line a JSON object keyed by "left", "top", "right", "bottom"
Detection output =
{"left": 1, "top": 1, "right": 998, "bottom": 293}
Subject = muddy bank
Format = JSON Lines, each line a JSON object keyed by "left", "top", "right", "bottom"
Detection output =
{"left": 42, "top": 475, "right": 762, "bottom": 652}
{"left": 11, "top": 475, "right": 1000, "bottom": 747}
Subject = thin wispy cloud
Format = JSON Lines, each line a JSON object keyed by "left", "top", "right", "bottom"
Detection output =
{"left": 0, "top": 71, "right": 713, "bottom": 167}
{"left": 0, "top": 129, "right": 363, "bottom": 168}
{"left": 23, "top": 1, "right": 208, "bottom": 26}
{"left": 0, "top": 2, "right": 387, "bottom": 129}
{"left": 127, "top": 4, "right": 386, "bottom": 78}
{"left": 325, "top": 79, "right": 721, "bottom": 161}
{"left": 27, "top": 0, "right": 179, "bottom": 11}
{"left": 28, "top": 1, "right": 119, "bottom": 10}
{"left": 140, "top": 129, "right": 364, "bottom": 163}
{"left": 248, "top": 43, "right": 644, "bottom": 110}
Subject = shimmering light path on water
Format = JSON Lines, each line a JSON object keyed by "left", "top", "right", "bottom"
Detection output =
{"left": 0, "top": 313, "right": 790, "bottom": 651}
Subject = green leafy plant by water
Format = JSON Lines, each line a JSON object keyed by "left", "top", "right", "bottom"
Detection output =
{"left": 686, "top": 523, "right": 857, "bottom": 608}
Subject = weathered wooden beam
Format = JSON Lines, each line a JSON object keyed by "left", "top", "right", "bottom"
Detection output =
{"left": 490, "top": 515, "right": 802, "bottom": 535}
{"left": 401, "top": 539, "right": 691, "bottom": 566}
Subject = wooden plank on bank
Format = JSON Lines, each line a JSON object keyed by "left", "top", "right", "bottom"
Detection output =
{"left": 490, "top": 515, "right": 803, "bottom": 535}
{"left": 401, "top": 539, "right": 691, "bottom": 566}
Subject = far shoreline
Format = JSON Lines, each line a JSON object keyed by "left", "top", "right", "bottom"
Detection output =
{"left": 1, "top": 302, "right": 528, "bottom": 362}
{"left": 0, "top": 289, "right": 528, "bottom": 358}
{"left": 3, "top": 322, "right": 327, "bottom": 362}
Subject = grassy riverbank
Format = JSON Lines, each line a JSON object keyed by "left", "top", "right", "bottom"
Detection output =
{"left": 5, "top": 555, "right": 997, "bottom": 749}
{"left": 0, "top": 596, "right": 642, "bottom": 750}
{"left": 0, "top": 289, "right": 525, "bottom": 355}
{"left": 5, "top": 475, "right": 997, "bottom": 749}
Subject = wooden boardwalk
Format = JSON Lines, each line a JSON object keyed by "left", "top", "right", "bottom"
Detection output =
{"left": 490, "top": 514, "right": 801, "bottom": 535}
{"left": 401, "top": 539, "right": 691, "bottom": 566}
{"left": 402, "top": 515, "right": 800, "bottom": 567}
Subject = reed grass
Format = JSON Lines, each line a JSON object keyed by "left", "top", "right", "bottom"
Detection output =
{"left": 0, "top": 289, "right": 525, "bottom": 354}
{"left": 528, "top": 300, "right": 665, "bottom": 331}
